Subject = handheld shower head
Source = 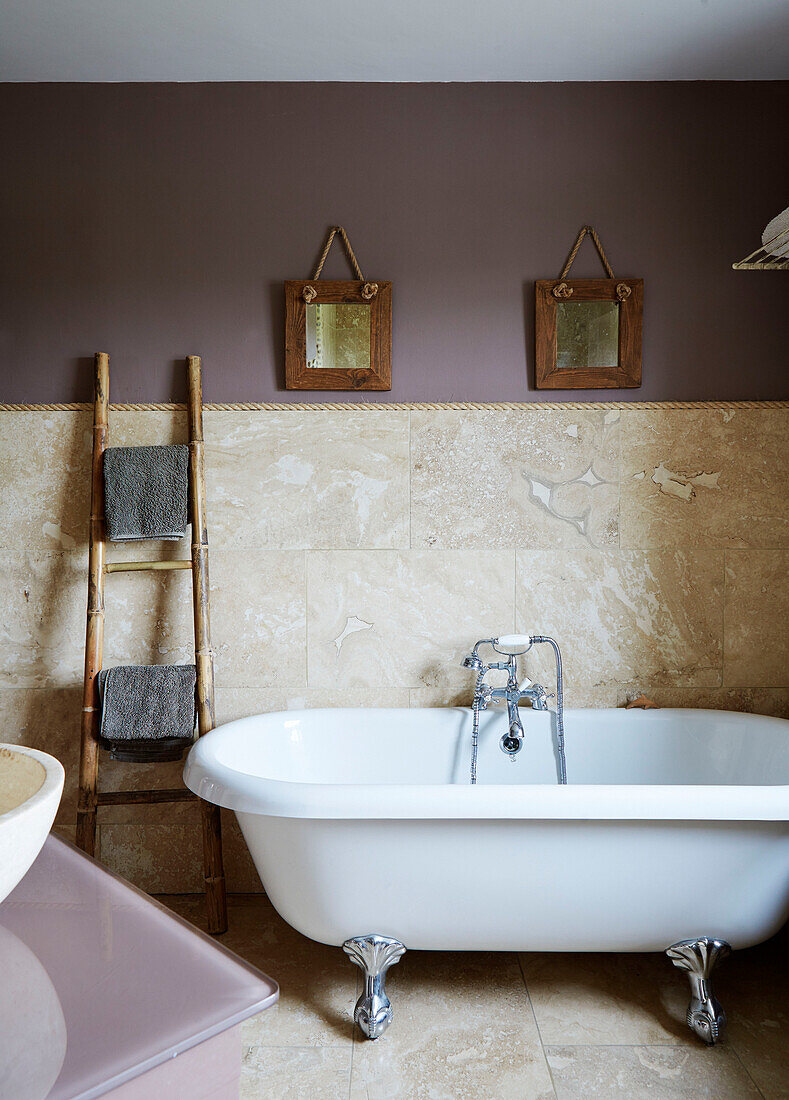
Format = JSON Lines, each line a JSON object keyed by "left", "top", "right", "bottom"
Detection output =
{"left": 461, "top": 653, "right": 483, "bottom": 670}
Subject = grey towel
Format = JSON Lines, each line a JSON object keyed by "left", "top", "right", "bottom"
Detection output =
{"left": 98, "top": 665, "right": 197, "bottom": 744}
{"left": 103, "top": 445, "right": 189, "bottom": 541}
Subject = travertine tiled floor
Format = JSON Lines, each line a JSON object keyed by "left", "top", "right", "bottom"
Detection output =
{"left": 162, "top": 894, "right": 788, "bottom": 1099}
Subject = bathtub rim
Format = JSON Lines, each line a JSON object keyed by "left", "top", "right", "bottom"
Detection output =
{"left": 183, "top": 708, "right": 789, "bottom": 823}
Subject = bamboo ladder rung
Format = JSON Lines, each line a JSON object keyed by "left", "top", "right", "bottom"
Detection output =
{"left": 97, "top": 789, "right": 198, "bottom": 806}
{"left": 104, "top": 560, "right": 193, "bottom": 573}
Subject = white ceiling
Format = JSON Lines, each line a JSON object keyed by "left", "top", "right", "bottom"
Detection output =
{"left": 1, "top": 0, "right": 788, "bottom": 82}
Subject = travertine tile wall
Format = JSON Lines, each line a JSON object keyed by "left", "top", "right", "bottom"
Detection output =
{"left": 1, "top": 405, "right": 787, "bottom": 892}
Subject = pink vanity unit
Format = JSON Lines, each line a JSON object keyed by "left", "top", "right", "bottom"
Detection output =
{"left": 0, "top": 835, "right": 278, "bottom": 1100}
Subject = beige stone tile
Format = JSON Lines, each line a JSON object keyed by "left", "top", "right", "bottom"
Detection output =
{"left": 724, "top": 550, "right": 789, "bottom": 687}
{"left": 0, "top": 687, "right": 81, "bottom": 832}
{"left": 520, "top": 952, "right": 692, "bottom": 1046}
{"left": 102, "top": 549, "right": 307, "bottom": 688}
{"left": 204, "top": 410, "right": 409, "bottom": 550}
{"left": 212, "top": 550, "right": 306, "bottom": 688}
{"left": 545, "top": 683, "right": 789, "bottom": 714}
{"left": 98, "top": 820, "right": 205, "bottom": 892}
{"left": 241, "top": 1045, "right": 352, "bottom": 1100}
{"left": 211, "top": 894, "right": 357, "bottom": 1049}
{"left": 409, "top": 685, "right": 476, "bottom": 707}
{"left": 349, "top": 951, "right": 555, "bottom": 1100}
{"left": 411, "top": 408, "right": 619, "bottom": 550}
{"left": 621, "top": 408, "right": 789, "bottom": 549}
{"left": 411, "top": 666, "right": 532, "bottom": 708}
{"left": 97, "top": 754, "right": 189, "bottom": 811}
{"left": 306, "top": 550, "right": 515, "bottom": 689}
{"left": 102, "top": 558, "right": 194, "bottom": 667}
{"left": 156, "top": 892, "right": 205, "bottom": 922}
{"left": 516, "top": 550, "right": 724, "bottom": 691}
{"left": 94, "top": 746, "right": 204, "bottom": 826}
{"left": 625, "top": 686, "right": 789, "bottom": 718}
{"left": 161, "top": 894, "right": 355, "bottom": 1050}
{"left": 0, "top": 551, "right": 87, "bottom": 687}
{"left": 214, "top": 687, "right": 410, "bottom": 726}
{"left": 545, "top": 1044, "right": 760, "bottom": 1098}
{"left": 98, "top": 811, "right": 260, "bottom": 892}
{"left": 104, "top": 539, "right": 194, "bottom": 564}
{"left": 0, "top": 410, "right": 91, "bottom": 552}
{"left": 109, "top": 409, "right": 188, "bottom": 447}
{"left": 576, "top": 683, "right": 788, "bottom": 714}
{"left": 157, "top": 894, "right": 783, "bottom": 1100}
{"left": 723, "top": 930, "right": 789, "bottom": 1100}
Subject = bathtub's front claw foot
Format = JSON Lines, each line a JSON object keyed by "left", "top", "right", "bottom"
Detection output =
{"left": 343, "top": 935, "right": 406, "bottom": 1040}
{"left": 666, "top": 937, "right": 731, "bottom": 1045}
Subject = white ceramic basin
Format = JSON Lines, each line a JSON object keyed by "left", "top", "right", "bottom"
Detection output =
{"left": 0, "top": 745, "right": 64, "bottom": 904}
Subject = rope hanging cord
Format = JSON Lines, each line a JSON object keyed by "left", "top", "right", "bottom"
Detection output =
{"left": 553, "top": 225, "right": 631, "bottom": 302}
{"left": 303, "top": 226, "right": 379, "bottom": 302}
{"left": 2, "top": 400, "right": 786, "bottom": 413}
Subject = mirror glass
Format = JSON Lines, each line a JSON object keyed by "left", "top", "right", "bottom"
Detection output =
{"left": 305, "top": 303, "right": 371, "bottom": 371}
{"left": 556, "top": 301, "right": 619, "bottom": 371}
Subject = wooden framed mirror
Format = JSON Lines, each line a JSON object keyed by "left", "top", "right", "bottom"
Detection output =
{"left": 535, "top": 278, "right": 643, "bottom": 389}
{"left": 535, "top": 226, "right": 643, "bottom": 390}
{"left": 285, "top": 280, "right": 392, "bottom": 390}
{"left": 285, "top": 227, "right": 392, "bottom": 391}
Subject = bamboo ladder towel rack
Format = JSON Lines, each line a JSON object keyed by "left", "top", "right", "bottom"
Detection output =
{"left": 75, "top": 352, "right": 228, "bottom": 934}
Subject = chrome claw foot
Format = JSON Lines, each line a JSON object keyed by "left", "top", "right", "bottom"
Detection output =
{"left": 343, "top": 934, "right": 406, "bottom": 1040}
{"left": 666, "top": 937, "right": 731, "bottom": 1045}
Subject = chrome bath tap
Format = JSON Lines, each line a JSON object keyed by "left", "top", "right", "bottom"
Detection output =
{"left": 462, "top": 634, "right": 567, "bottom": 784}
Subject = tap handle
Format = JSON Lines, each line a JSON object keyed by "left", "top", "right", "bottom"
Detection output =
{"left": 493, "top": 634, "right": 533, "bottom": 654}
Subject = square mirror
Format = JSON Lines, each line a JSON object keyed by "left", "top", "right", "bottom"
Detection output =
{"left": 285, "top": 280, "right": 391, "bottom": 390}
{"left": 556, "top": 301, "right": 619, "bottom": 372}
{"left": 535, "top": 278, "right": 643, "bottom": 389}
{"left": 305, "top": 303, "right": 372, "bottom": 372}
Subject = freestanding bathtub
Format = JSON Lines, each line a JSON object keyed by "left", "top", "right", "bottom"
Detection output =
{"left": 184, "top": 706, "right": 789, "bottom": 1042}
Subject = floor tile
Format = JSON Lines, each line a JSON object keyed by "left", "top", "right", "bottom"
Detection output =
{"left": 520, "top": 951, "right": 694, "bottom": 1046}
{"left": 349, "top": 951, "right": 555, "bottom": 1100}
{"left": 724, "top": 931, "right": 789, "bottom": 1099}
{"left": 199, "top": 894, "right": 356, "bottom": 1049}
{"left": 545, "top": 1044, "right": 761, "bottom": 1098}
{"left": 159, "top": 894, "right": 786, "bottom": 1100}
{"left": 240, "top": 1043, "right": 352, "bottom": 1100}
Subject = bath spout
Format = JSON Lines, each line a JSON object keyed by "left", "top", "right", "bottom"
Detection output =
{"left": 501, "top": 702, "right": 524, "bottom": 755}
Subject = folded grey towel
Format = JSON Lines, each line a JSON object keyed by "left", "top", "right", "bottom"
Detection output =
{"left": 103, "top": 445, "right": 189, "bottom": 541}
{"left": 98, "top": 665, "right": 197, "bottom": 744}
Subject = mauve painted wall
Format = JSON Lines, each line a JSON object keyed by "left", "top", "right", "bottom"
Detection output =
{"left": 0, "top": 81, "right": 787, "bottom": 404}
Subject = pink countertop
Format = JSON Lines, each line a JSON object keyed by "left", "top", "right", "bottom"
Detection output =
{"left": 0, "top": 835, "right": 278, "bottom": 1100}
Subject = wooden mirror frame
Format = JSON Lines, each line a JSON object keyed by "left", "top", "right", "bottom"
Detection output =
{"left": 285, "top": 280, "right": 392, "bottom": 391}
{"left": 535, "top": 278, "right": 643, "bottom": 389}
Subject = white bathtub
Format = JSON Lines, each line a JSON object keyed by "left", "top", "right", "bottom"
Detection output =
{"left": 184, "top": 706, "right": 789, "bottom": 954}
